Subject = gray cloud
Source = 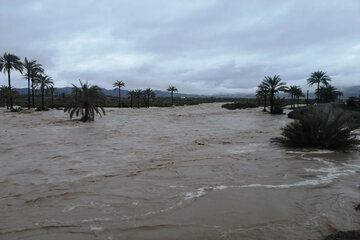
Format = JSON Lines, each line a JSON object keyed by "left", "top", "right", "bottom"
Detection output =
{"left": 0, "top": 0, "right": 359, "bottom": 94}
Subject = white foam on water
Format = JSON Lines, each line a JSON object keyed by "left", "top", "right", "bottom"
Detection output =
{"left": 213, "top": 185, "right": 228, "bottom": 190}
{"left": 90, "top": 225, "right": 103, "bottom": 231}
{"left": 81, "top": 217, "right": 111, "bottom": 223}
{"left": 131, "top": 201, "right": 140, "bottom": 206}
{"left": 169, "top": 185, "right": 185, "bottom": 188}
{"left": 287, "top": 150, "right": 335, "bottom": 154}
{"left": 183, "top": 187, "right": 207, "bottom": 200}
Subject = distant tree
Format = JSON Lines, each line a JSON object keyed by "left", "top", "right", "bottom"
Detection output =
{"left": 0, "top": 85, "right": 9, "bottom": 108}
{"left": 135, "top": 89, "right": 142, "bottom": 108}
{"left": 307, "top": 71, "right": 331, "bottom": 100}
{"left": 0, "top": 53, "right": 23, "bottom": 109}
{"left": 256, "top": 83, "right": 269, "bottom": 111}
{"left": 48, "top": 86, "right": 56, "bottom": 108}
{"left": 167, "top": 85, "right": 178, "bottom": 106}
{"left": 261, "top": 75, "right": 287, "bottom": 113}
{"left": 30, "top": 66, "right": 43, "bottom": 108}
{"left": 129, "top": 90, "right": 136, "bottom": 108}
{"left": 113, "top": 80, "right": 125, "bottom": 108}
{"left": 143, "top": 88, "right": 155, "bottom": 108}
{"left": 287, "top": 86, "right": 304, "bottom": 108}
{"left": 34, "top": 74, "right": 54, "bottom": 110}
{"left": 64, "top": 80, "right": 106, "bottom": 122}
{"left": 316, "top": 84, "right": 343, "bottom": 103}
{"left": 294, "top": 86, "right": 304, "bottom": 107}
{"left": 23, "top": 58, "right": 43, "bottom": 109}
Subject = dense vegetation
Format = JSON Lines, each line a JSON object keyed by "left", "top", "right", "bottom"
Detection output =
{"left": 221, "top": 102, "right": 259, "bottom": 110}
{"left": 274, "top": 109, "right": 359, "bottom": 151}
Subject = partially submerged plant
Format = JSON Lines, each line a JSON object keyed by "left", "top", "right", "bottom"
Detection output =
{"left": 274, "top": 109, "right": 359, "bottom": 151}
{"left": 64, "top": 80, "right": 106, "bottom": 122}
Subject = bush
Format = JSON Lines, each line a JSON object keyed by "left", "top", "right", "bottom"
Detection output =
{"left": 346, "top": 97, "right": 357, "bottom": 107}
{"left": 222, "top": 102, "right": 259, "bottom": 110}
{"left": 274, "top": 109, "right": 359, "bottom": 151}
{"left": 271, "top": 105, "right": 283, "bottom": 114}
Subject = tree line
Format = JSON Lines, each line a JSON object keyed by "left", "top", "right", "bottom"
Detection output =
{"left": 0, "top": 53, "right": 54, "bottom": 110}
{"left": 256, "top": 71, "right": 343, "bottom": 114}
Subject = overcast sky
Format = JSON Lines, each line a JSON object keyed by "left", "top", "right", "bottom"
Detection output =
{"left": 1, "top": 0, "right": 359, "bottom": 94}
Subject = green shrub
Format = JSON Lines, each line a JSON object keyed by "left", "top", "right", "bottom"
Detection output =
{"left": 274, "top": 109, "right": 359, "bottom": 151}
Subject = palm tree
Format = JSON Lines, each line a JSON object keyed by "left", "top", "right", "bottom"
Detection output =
{"left": 286, "top": 85, "right": 297, "bottom": 109}
{"left": 129, "top": 90, "right": 136, "bottom": 108}
{"left": 294, "top": 86, "right": 304, "bottom": 108}
{"left": 48, "top": 86, "right": 56, "bottom": 108}
{"left": 167, "top": 85, "right": 178, "bottom": 106}
{"left": 274, "top": 109, "right": 359, "bottom": 151}
{"left": 23, "top": 58, "right": 43, "bottom": 109}
{"left": 113, "top": 80, "right": 125, "bottom": 108}
{"left": 307, "top": 71, "right": 331, "bottom": 100}
{"left": 36, "top": 74, "right": 54, "bottom": 110}
{"left": 143, "top": 88, "right": 155, "bottom": 108}
{"left": 261, "top": 75, "right": 287, "bottom": 113}
{"left": 30, "top": 67, "right": 43, "bottom": 108}
{"left": 135, "top": 89, "right": 142, "bottom": 108}
{"left": 64, "top": 80, "right": 106, "bottom": 122}
{"left": 0, "top": 53, "right": 23, "bottom": 109}
{"left": 0, "top": 85, "right": 9, "bottom": 108}
{"left": 256, "top": 83, "right": 269, "bottom": 111}
{"left": 316, "top": 84, "right": 343, "bottom": 103}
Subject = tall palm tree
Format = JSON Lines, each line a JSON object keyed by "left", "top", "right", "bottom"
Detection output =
{"left": 143, "top": 88, "right": 155, "bottom": 108}
{"left": 0, "top": 53, "right": 23, "bottom": 109}
{"left": 256, "top": 83, "right": 269, "bottom": 111}
{"left": 261, "top": 75, "right": 287, "bottom": 113}
{"left": 23, "top": 58, "right": 43, "bottom": 109}
{"left": 167, "top": 85, "right": 178, "bottom": 106}
{"left": 286, "top": 85, "right": 297, "bottom": 109}
{"left": 135, "top": 89, "right": 142, "bottom": 108}
{"left": 64, "top": 80, "right": 106, "bottom": 122}
{"left": 35, "top": 74, "right": 54, "bottom": 110}
{"left": 113, "top": 80, "right": 125, "bottom": 108}
{"left": 30, "top": 67, "right": 43, "bottom": 108}
{"left": 307, "top": 71, "right": 331, "bottom": 100}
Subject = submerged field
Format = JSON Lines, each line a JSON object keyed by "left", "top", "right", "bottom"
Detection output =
{"left": 0, "top": 103, "right": 359, "bottom": 240}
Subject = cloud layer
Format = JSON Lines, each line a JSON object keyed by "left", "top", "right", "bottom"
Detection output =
{"left": 1, "top": 0, "right": 359, "bottom": 94}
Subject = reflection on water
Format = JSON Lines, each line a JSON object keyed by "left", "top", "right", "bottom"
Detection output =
{"left": 0, "top": 103, "right": 359, "bottom": 240}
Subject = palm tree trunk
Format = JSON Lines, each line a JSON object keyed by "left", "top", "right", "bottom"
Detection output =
{"left": 317, "top": 82, "right": 320, "bottom": 100}
{"left": 118, "top": 87, "right": 121, "bottom": 108}
{"left": 41, "top": 86, "right": 44, "bottom": 109}
{"left": 51, "top": 91, "right": 54, "bottom": 108}
{"left": 263, "top": 94, "right": 267, "bottom": 111}
{"left": 130, "top": 95, "right": 133, "bottom": 108}
{"left": 171, "top": 91, "right": 173, "bottom": 106}
{"left": 31, "top": 80, "right": 35, "bottom": 108}
{"left": 27, "top": 75, "right": 31, "bottom": 109}
{"left": 270, "top": 92, "right": 274, "bottom": 113}
{"left": 7, "top": 69, "right": 13, "bottom": 109}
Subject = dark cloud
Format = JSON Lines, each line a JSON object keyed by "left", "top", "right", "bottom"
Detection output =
{"left": 0, "top": 0, "right": 359, "bottom": 94}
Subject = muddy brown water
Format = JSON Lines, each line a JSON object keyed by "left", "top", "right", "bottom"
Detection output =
{"left": 0, "top": 103, "right": 359, "bottom": 240}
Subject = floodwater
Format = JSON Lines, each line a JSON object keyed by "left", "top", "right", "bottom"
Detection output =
{"left": 0, "top": 103, "right": 359, "bottom": 240}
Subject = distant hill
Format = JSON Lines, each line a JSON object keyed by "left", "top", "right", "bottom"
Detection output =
{"left": 14, "top": 85, "right": 360, "bottom": 98}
